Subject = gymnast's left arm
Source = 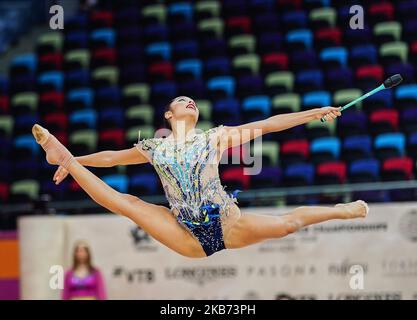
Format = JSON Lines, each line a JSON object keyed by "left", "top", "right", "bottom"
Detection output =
{"left": 219, "top": 106, "right": 341, "bottom": 149}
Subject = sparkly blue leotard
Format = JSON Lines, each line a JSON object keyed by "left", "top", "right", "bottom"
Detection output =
{"left": 135, "top": 125, "right": 241, "bottom": 256}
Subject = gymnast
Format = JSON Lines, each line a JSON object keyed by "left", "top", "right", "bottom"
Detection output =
{"left": 32, "top": 96, "right": 369, "bottom": 258}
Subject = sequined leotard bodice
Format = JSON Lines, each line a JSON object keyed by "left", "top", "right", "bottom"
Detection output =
{"left": 135, "top": 125, "right": 241, "bottom": 254}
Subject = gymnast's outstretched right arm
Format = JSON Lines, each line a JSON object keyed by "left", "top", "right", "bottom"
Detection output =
{"left": 52, "top": 147, "right": 149, "bottom": 184}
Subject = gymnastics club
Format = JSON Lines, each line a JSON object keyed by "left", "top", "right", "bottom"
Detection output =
{"left": 320, "top": 74, "right": 403, "bottom": 122}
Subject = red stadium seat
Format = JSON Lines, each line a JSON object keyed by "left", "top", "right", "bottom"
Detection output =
{"left": 315, "top": 28, "right": 342, "bottom": 47}
{"left": 412, "top": 41, "right": 417, "bottom": 54}
{"left": 369, "top": 109, "right": 399, "bottom": 133}
{"left": 281, "top": 139, "right": 309, "bottom": 158}
{"left": 277, "top": 0, "right": 302, "bottom": 10}
{"left": 411, "top": 41, "right": 417, "bottom": 63}
{"left": 262, "top": 53, "right": 288, "bottom": 72}
{"left": 281, "top": 139, "right": 309, "bottom": 165}
{"left": 382, "top": 157, "right": 414, "bottom": 180}
{"left": 0, "top": 182, "right": 9, "bottom": 202}
{"left": 220, "top": 167, "right": 251, "bottom": 190}
{"left": 54, "top": 131, "right": 68, "bottom": 146}
{"left": 92, "top": 48, "right": 117, "bottom": 66}
{"left": 91, "top": 11, "right": 114, "bottom": 27}
{"left": 39, "top": 53, "right": 63, "bottom": 70}
{"left": 0, "top": 95, "right": 9, "bottom": 113}
{"left": 99, "top": 129, "right": 125, "bottom": 149}
{"left": 43, "top": 112, "right": 68, "bottom": 131}
{"left": 39, "top": 91, "right": 64, "bottom": 113}
{"left": 356, "top": 65, "right": 384, "bottom": 83}
{"left": 316, "top": 161, "right": 347, "bottom": 184}
{"left": 149, "top": 62, "right": 174, "bottom": 80}
{"left": 226, "top": 16, "right": 252, "bottom": 34}
{"left": 369, "top": 3, "right": 394, "bottom": 21}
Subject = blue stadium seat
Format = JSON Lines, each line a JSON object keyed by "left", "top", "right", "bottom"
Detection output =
{"left": 174, "top": 40, "right": 199, "bottom": 58}
{"left": 102, "top": 174, "right": 129, "bottom": 193}
{"left": 66, "top": 70, "right": 90, "bottom": 87}
{"left": 305, "top": 0, "right": 330, "bottom": 6}
{"left": 67, "top": 88, "right": 94, "bottom": 109}
{"left": 152, "top": 81, "right": 178, "bottom": 99}
{"left": 302, "top": 91, "right": 331, "bottom": 108}
{"left": 11, "top": 53, "right": 37, "bottom": 73}
{"left": 350, "top": 45, "right": 378, "bottom": 65}
{"left": 146, "top": 42, "right": 171, "bottom": 60}
{"left": 91, "top": 28, "right": 116, "bottom": 47}
{"left": 365, "top": 89, "right": 393, "bottom": 108}
{"left": 296, "top": 69, "right": 323, "bottom": 90}
{"left": 0, "top": 159, "right": 12, "bottom": 181}
{"left": 168, "top": 3, "right": 193, "bottom": 22}
{"left": 66, "top": 31, "right": 89, "bottom": 48}
{"left": 349, "top": 158, "right": 380, "bottom": 182}
{"left": 207, "top": 76, "right": 235, "bottom": 97}
{"left": 14, "top": 135, "right": 39, "bottom": 156}
{"left": 242, "top": 95, "right": 271, "bottom": 117}
{"left": 282, "top": 12, "right": 308, "bottom": 29}
{"left": 311, "top": 136, "right": 341, "bottom": 158}
{"left": 286, "top": 29, "right": 313, "bottom": 49}
{"left": 374, "top": 132, "right": 406, "bottom": 157}
{"left": 179, "top": 78, "right": 205, "bottom": 97}
{"left": 0, "top": 75, "right": 8, "bottom": 93}
{"left": 144, "top": 24, "right": 169, "bottom": 41}
{"left": 251, "top": 166, "right": 281, "bottom": 189}
{"left": 343, "top": 135, "right": 372, "bottom": 158}
{"left": 284, "top": 163, "right": 315, "bottom": 185}
{"left": 96, "top": 86, "right": 121, "bottom": 106}
{"left": 66, "top": 14, "right": 88, "bottom": 30}
{"left": 38, "top": 71, "right": 64, "bottom": 91}
{"left": 320, "top": 47, "right": 348, "bottom": 67}
{"left": 176, "top": 59, "right": 202, "bottom": 79}
{"left": 130, "top": 173, "right": 159, "bottom": 195}
{"left": 69, "top": 109, "right": 97, "bottom": 128}
{"left": 258, "top": 32, "right": 282, "bottom": 52}
{"left": 14, "top": 114, "right": 39, "bottom": 134}
{"left": 396, "top": 84, "right": 417, "bottom": 101}
{"left": 213, "top": 98, "right": 241, "bottom": 125}
{"left": 386, "top": 63, "right": 414, "bottom": 83}
{"left": 205, "top": 57, "right": 231, "bottom": 75}
{"left": 99, "top": 108, "right": 124, "bottom": 127}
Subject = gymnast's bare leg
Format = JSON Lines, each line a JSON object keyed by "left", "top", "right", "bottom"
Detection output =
{"left": 224, "top": 201, "right": 369, "bottom": 249}
{"left": 32, "top": 122, "right": 369, "bottom": 258}
{"left": 32, "top": 124, "right": 207, "bottom": 258}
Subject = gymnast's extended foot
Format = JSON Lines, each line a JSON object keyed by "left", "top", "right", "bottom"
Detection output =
{"left": 32, "top": 124, "right": 75, "bottom": 169}
{"left": 335, "top": 200, "right": 369, "bottom": 219}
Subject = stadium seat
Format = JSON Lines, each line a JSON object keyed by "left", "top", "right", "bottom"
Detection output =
{"left": 220, "top": 167, "right": 251, "bottom": 190}
{"left": 102, "top": 174, "right": 129, "bottom": 193}
{"left": 374, "top": 132, "right": 406, "bottom": 160}
{"left": 342, "top": 135, "right": 373, "bottom": 163}
{"left": 283, "top": 163, "right": 314, "bottom": 187}
{"left": 280, "top": 139, "right": 309, "bottom": 166}
{"left": 316, "top": 161, "right": 346, "bottom": 184}
{"left": 310, "top": 136, "right": 341, "bottom": 164}
{"left": 349, "top": 158, "right": 380, "bottom": 183}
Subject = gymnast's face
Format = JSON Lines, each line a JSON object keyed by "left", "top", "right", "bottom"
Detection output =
{"left": 165, "top": 96, "right": 199, "bottom": 128}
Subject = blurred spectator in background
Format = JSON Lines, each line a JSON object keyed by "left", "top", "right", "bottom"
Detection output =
{"left": 62, "top": 240, "right": 107, "bottom": 300}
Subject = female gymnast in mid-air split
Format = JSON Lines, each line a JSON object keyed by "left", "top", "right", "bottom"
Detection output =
{"left": 32, "top": 96, "right": 369, "bottom": 258}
